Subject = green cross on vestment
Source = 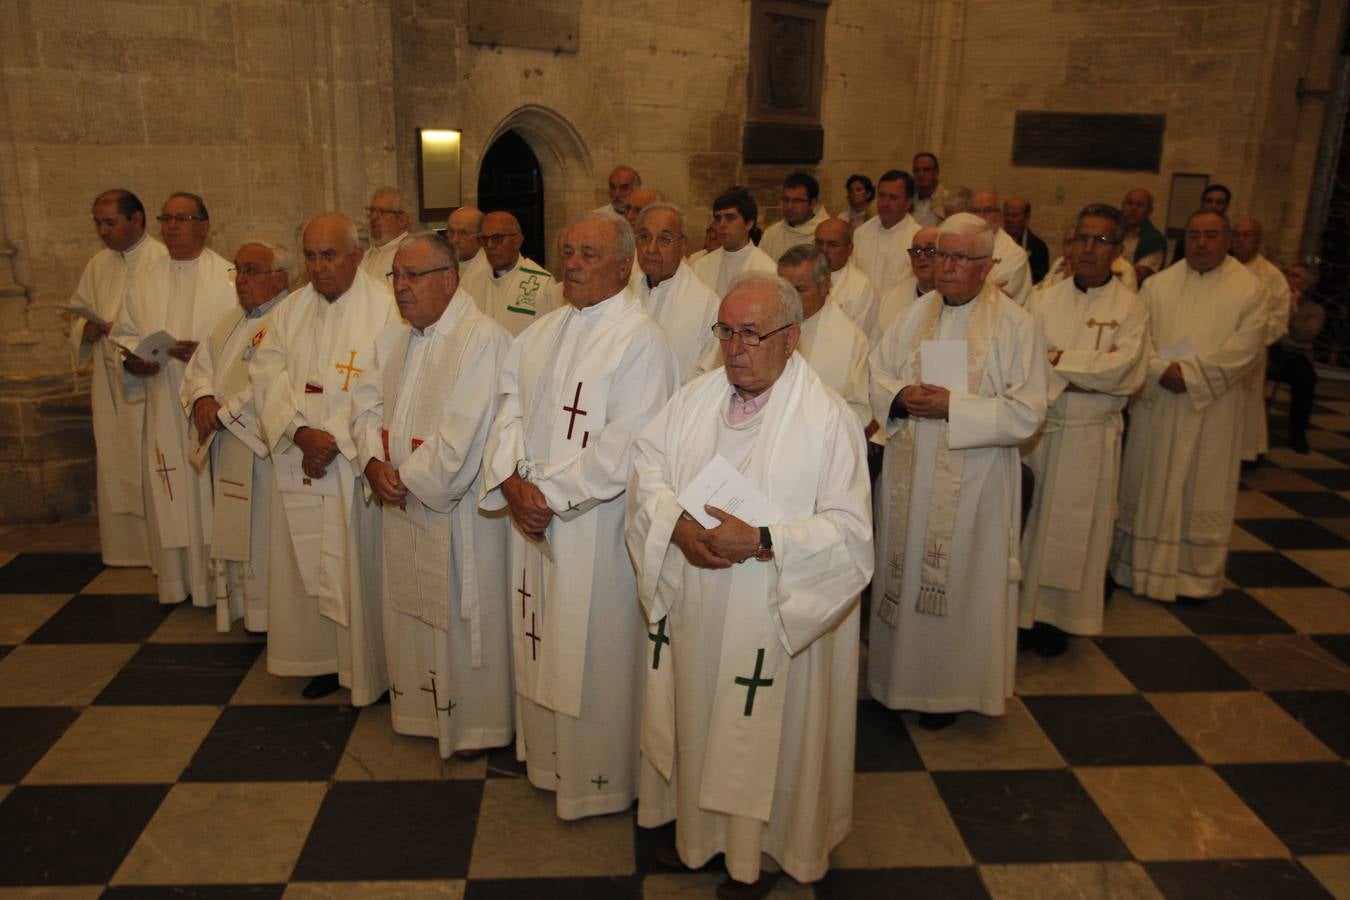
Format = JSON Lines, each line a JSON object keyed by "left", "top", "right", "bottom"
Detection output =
{"left": 733, "top": 648, "right": 775, "bottom": 716}
{"left": 649, "top": 616, "right": 670, "bottom": 670}
{"left": 592, "top": 774, "right": 609, "bottom": 790}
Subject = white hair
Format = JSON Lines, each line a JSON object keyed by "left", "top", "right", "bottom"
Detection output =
{"left": 938, "top": 212, "right": 995, "bottom": 257}
{"left": 725, "top": 272, "right": 802, "bottom": 325}
{"left": 240, "top": 239, "right": 297, "bottom": 281}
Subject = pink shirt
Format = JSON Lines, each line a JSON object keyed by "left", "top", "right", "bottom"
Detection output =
{"left": 727, "top": 384, "right": 775, "bottom": 425}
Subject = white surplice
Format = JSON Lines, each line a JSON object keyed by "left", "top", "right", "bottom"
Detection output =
{"left": 111, "top": 249, "right": 236, "bottom": 606}
{"left": 851, "top": 214, "right": 919, "bottom": 297}
{"left": 460, "top": 249, "right": 490, "bottom": 287}
{"left": 352, "top": 290, "right": 514, "bottom": 756}
{"left": 876, "top": 276, "right": 925, "bottom": 349}
{"left": 179, "top": 290, "right": 284, "bottom": 632}
{"left": 797, "top": 302, "right": 872, "bottom": 429}
{"left": 829, "top": 263, "right": 879, "bottom": 341}
{"left": 757, "top": 206, "right": 831, "bottom": 264}
{"left": 461, "top": 254, "right": 559, "bottom": 337}
{"left": 1240, "top": 253, "right": 1292, "bottom": 460}
{"left": 691, "top": 243, "right": 776, "bottom": 298}
{"left": 867, "top": 284, "right": 1046, "bottom": 714}
{"left": 480, "top": 287, "right": 679, "bottom": 820}
{"left": 360, "top": 232, "right": 409, "bottom": 291}
{"left": 634, "top": 260, "right": 720, "bottom": 385}
{"left": 989, "top": 228, "right": 1033, "bottom": 306}
{"left": 1020, "top": 277, "right": 1149, "bottom": 635}
{"left": 1110, "top": 257, "right": 1266, "bottom": 601}
{"left": 69, "top": 234, "right": 166, "bottom": 566}
{"left": 250, "top": 268, "right": 397, "bottom": 704}
{"left": 626, "top": 354, "right": 872, "bottom": 884}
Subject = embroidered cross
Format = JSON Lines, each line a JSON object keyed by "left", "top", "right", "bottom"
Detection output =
{"left": 518, "top": 275, "right": 542, "bottom": 305}
{"left": 389, "top": 684, "right": 404, "bottom": 699}
{"left": 526, "top": 612, "right": 542, "bottom": 660}
{"left": 733, "top": 648, "right": 775, "bottom": 716}
{"left": 648, "top": 616, "right": 670, "bottom": 670}
{"left": 226, "top": 410, "right": 245, "bottom": 427}
{"left": 154, "top": 447, "right": 176, "bottom": 501}
{"left": 888, "top": 554, "right": 903, "bottom": 580}
{"left": 925, "top": 543, "right": 947, "bottom": 568}
{"left": 562, "top": 382, "right": 588, "bottom": 440}
{"left": 419, "top": 671, "right": 453, "bottom": 714}
{"left": 335, "top": 350, "right": 363, "bottom": 391}
{"left": 517, "top": 569, "right": 531, "bottom": 619}
{"left": 1086, "top": 318, "right": 1119, "bottom": 350}
{"left": 591, "top": 774, "right": 609, "bottom": 790}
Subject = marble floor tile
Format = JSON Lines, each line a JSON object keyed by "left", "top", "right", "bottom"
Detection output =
{"left": 1093, "top": 636, "right": 1250, "bottom": 692}
{"left": 467, "top": 779, "right": 634, "bottom": 879}
{"left": 1239, "top": 467, "right": 1327, "bottom": 493}
{"left": 0, "top": 707, "right": 81, "bottom": 782}
{"left": 1315, "top": 517, "right": 1350, "bottom": 541}
{"left": 103, "top": 888, "right": 284, "bottom": 899}
{"left": 461, "top": 876, "right": 642, "bottom": 899}
{"left": 1268, "top": 446, "right": 1346, "bottom": 469}
{"left": 1216, "top": 763, "right": 1350, "bottom": 856}
{"left": 0, "top": 551, "right": 13, "bottom": 569}
{"left": 1100, "top": 592, "right": 1191, "bottom": 637}
{"left": 0, "top": 644, "right": 138, "bottom": 706}
{"left": 182, "top": 704, "right": 359, "bottom": 782}
{"left": 815, "top": 867, "right": 990, "bottom": 899}
{"left": 1316, "top": 632, "right": 1350, "bottom": 665}
{"left": 978, "top": 862, "right": 1162, "bottom": 900}
{"left": 0, "top": 553, "right": 105, "bottom": 595}
{"left": 229, "top": 654, "right": 348, "bottom": 705}
{"left": 283, "top": 882, "right": 466, "bottom": 900}
{"left": 148, "top": 603, "right": 266, "bottom": 644}
{"left": 1234, "top": 490, "right": 1300, "bottom": 519}
{"left": 1307, "top": 428, "right": 1350, "bottom": 449}
{"left": 334, "top": 704, "right": 489, "bottom": 781}
{"left": 1075, "top": 766, "right": 1287, "bottom": 861}
{"left": 112, "top": 782, "right": 327, "bottom": 885}
{"left": 1270, "top": 490, "right": 1350, "bottom": 518}
{"left": 642, "top": 871, "right": 812, "bottom": 899}
{"left": 831, "top": 772, "right": 972, "bottom": 869}
{"left": 0, "top": 888, "right": 104, "bottom": 899}
{"left": 95, "top": 642, "right": 263, "bottom": 705}
{"left": 1022, "top": 694, "right": 1198, "bottom": 766}
{"left": 1146, "top": 691, "right": 1337, "bottom": 764}
{"left": 1225, "top": 550, "right": 1329, "bottom": 588}
{"left": 1228, "top": 526, "right": 1273, "bottom": 551}
{"left": 1164, "top": 589, "right": 1295, "bottom": 635}
{"left": 1300, "top": 854, "right": 1350, "bottom": 900}
{"left": 1014, "top": 638, "right": 1135, "bottom": 695}
{"left": 1238, "top": 518, "right": 1350, "bottom": 550}
{"left": 0, "top": 521, "right": 101, "bottom": 554}
{"left": 1144, "top": 859, "right": 1336, "bottom": 900}
{"left": 23, "top": 705, "right": 221, "bottom": 784}
{"left": 1247, "top": 587, "right": 1350, "bottom": 633}
{"left": 1269, "top": 691, "right": 1350, "bottom": 758}
{"left": 853, "top": 699, "right": 924, "bottom": 772}
{"left": 1205, "top": 634, "right": 1350, "bottom": 691}
{"left": 81, "top": 567, "right": 158, "bottom": 595}
{"left": 0, "top": 595, "right": 73, "bottom": 644}
{"left": 906, "top": 699, "right": 1063, "bottom": 771}
{"left": 1284, "top": 550, "right": 1350, "bottom": 588}
{"left": 25, "top": 595, "right": 175, "bottom": 645}
{"left": 294, "top": 781, "right": 481, "bottom": 881}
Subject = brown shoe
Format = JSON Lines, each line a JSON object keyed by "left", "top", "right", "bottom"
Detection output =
{"left": 716, "top": 870, "right": 781, "bottom": 900}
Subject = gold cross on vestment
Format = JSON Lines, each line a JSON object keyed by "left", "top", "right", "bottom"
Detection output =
{"left": 1086, "top": 319, "right": 1119, "bottom": 350}
{"left": 335, "top": 350, "right": 363, "bottom": 392}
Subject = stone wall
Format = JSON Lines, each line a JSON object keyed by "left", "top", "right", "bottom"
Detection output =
{"left": 0, "top": 0, "right": 1344, "bottom": 522}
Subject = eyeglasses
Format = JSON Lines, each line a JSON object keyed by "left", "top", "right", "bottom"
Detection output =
{"left": 934, "top": 251, "right": 991, "bottom": 265}
{"left": 366, "top": 206, "right": 404, "bottom": 217}
{"left": 636, "top": 230, "right": 683, "bottom": 248}
{"left": 446, "top": 228, "right": 480, "bottom": 239}
{"left": 228, "top": 266, "right": 282, "bottom": 281}
{"left": 157, "top": 213, "right": 205, "bottom": 224}
{"left": 482, "top": 232, "right": 521, "bottom": 246}
{"left": 906, "top": 246, "right": 937, "bottom": 259}
{"left": 711, "top": 322, "right": 793, "bottom": 346}
{"left": 1073, "top": 234, "right": 1122, "bottom": 247}
{"left": 970, "top": 206, "right": 1001, "bottom": 216}
{"left": 387, "top": 265, "right": 452, "bottom": 285}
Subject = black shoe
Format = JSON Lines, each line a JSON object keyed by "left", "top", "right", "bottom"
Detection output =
{"left": 1033, "top": 625, "right": 1069, "bottom": 658}
{"left": 654, "top": 843, "right": 687, "bottom": 870}
{"left": 1174, "top": 594, "right": 1211, "bottom": 606}
{"left": 918, "top": 712, "right": 958, "bottom": 731}
{"left": 1291, "top": 434, "right": 1310, "bottom": 454}
{"left": 302, "top": 673, "right": 341, "bottom": 699}
{"left": 717, "top": 870, "right": 781, "bottom": 900}
{"left": 1016, "top": 627, "right": 1037, "bottom": 652}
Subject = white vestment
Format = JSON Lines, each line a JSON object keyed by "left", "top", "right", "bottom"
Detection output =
{"left": 1240, "top": 253, "right": 1292, "bottom": 460}
{"left": 480, "top": 288, "right": 678, "bottom": 820}
{"left": 912, "top": 188, "right": 949, "bottom": 228}
{"left": 757, "top": 206, "right": 831, "bottom": 264}
{"left": 876, "top": 275, "right": 924, "bottom": 349}
{"left": 829, "top": 263, "right": 879, "bottom": 340}
{"left": 634, "top": 261, "right": 720, "bottom": 385}
{"left": 360, "top": 232, "right": 410, "bottom": 291}
{"left": 1110, "top": 257, "right": 1266, "bottom": 600}
{"left": 462, "top": 254, "right": 559, "bottom": 337}
{"left": 867, "top": 284, "right": 1046, "bottom": 715}
{"left": 1040, "top": 256, "right": 1137, "bottom": 293}
{"left": 179, "top": 291, "right": 284, "bottom": 632}
{"left": 852, "top": 214, "right": 919, "bottom": 297}
{"left": 626, "top": 355, "right": 872, "bottom": 884}
{"left": 352, "top": 291, "right": 514, "bottom": 755}
{"left": 460, "top": 249, "right": 490, "bottom": 287}
{"left": 69, "top": 234, "right": 165, "bottom": 566}
{"left": 797, "top": 302, "right": 872, "bottom": 429}
{"left": 250, "top": 269, "right": 397, "bottom": 704}
{"left": 1020, "top": 278, "right": 1149, "bottom": 635}
{"left": 112, "top": 250, "right": 236, "bottom": 606}
{"left": 989, "top": 228, "right": 1033, "bottom": 306}
{"left": 691, "top": 243, "right": 776, "bottom": 298}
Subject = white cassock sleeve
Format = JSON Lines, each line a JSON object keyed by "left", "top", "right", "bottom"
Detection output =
{"left": 478, "top": 338, "right": 526, "bottom": 510}
{"left": 109, "top": 281, "right": 147, "bottom": 403}
{"left": 1046, "top": 295, "right": 1150, "bottom": 401}
{"left": 400, "top": 327, "right": 504, "bottom": 514}
{"left": 947, "top": 307, "right": 1047, "bottom": 450}
{"left": 1177, "top": 284, "right": 1266, "bottom": 413}
{"left": 250, "top": 309, "right": 307, "bottom": 452}
{"left": 178, "top": 323, "right": 219, "bottom": 418}
{"left": 625, "top": 400, "right": 685, "bottom": 624}
{"left": 868, "top": 305, "right": 921, "bottom": 437}
{"left": 349, "top": 334, "right": 388, "bottom": 473}
{"left": 68, "top": 260, "right": 98, "bottom": 369}
{"left": 841, "top": 332, "right": 873, "bottom": 429}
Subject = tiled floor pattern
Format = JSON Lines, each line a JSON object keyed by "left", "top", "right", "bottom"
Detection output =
{"left": 2, "top": 391, "right": 1350, "bottom": 899}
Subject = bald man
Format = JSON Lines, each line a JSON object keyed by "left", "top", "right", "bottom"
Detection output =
{"left": 623, "top": 187, "right": 662, "bottom": 229}
{"left": 814, "top": 217, "right": 879, "bottom": 339}
{"left": 1120, "top": 188, "right": 1166, "bottom": 283}
{"left": 461, "top": 211, "right": 559, "bottom": 336}
{"left": 447, "top": 206, "right": 489, "bottom": 286}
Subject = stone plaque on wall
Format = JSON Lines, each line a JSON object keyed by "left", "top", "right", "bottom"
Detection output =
{"left": 1012, "top": 111, "right": 1166, "bottom": 172}
{"left": 743, "top": 0, "right": 828, "bottom": 164}
{"left": 467, "top": 0, "right": 579, "bottom": 53}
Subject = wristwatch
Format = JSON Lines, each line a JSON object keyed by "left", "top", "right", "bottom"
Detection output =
{"left": 754, "top": 526, "right": 774, "bottom": 562}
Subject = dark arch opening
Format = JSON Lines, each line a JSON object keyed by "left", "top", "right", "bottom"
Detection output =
{"left": 477, "top": 130, "right": 546, "bottom": 267}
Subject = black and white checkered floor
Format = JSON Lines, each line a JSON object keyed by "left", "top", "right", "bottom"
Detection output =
{"left": 1, "top": 389, "right": 1348, "bottom": 899}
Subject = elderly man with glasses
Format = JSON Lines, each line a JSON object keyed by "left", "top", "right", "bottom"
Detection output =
{"left": 1018, "top": 205, "right": 1149, "bottom": 656}
{"left": 111, "top": 192, "right": 236, "bottom": 609}
{"left": 360, "top": 187, "right": 412, "bottom": 290}
{"left": 461, "top": 210, "right": 559, "bottom": 336}
{"left": 867, "top": 212, "right": 1046, "bottom": 731}
{"left": 969, "top": 190, "right": 1033, "bottom": 306}
{"left": 632, "top": 202, "right": 720, "bottom": 384}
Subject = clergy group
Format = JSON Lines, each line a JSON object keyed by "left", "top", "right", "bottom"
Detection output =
{"left": 69, "top": 157, "right": 1309, "bottom": 899}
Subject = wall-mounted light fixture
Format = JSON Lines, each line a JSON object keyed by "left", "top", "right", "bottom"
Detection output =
{"left": 417, "top": 128, "right": 462, "bottom": 221}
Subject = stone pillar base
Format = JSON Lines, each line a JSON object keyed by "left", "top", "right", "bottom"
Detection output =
{"left": 0, "top": 371, "right": 96, "bottom": 524}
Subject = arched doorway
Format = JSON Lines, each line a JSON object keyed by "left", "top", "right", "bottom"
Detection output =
{"left": 477, "top": 130, "right": 546, "bottom": 266}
